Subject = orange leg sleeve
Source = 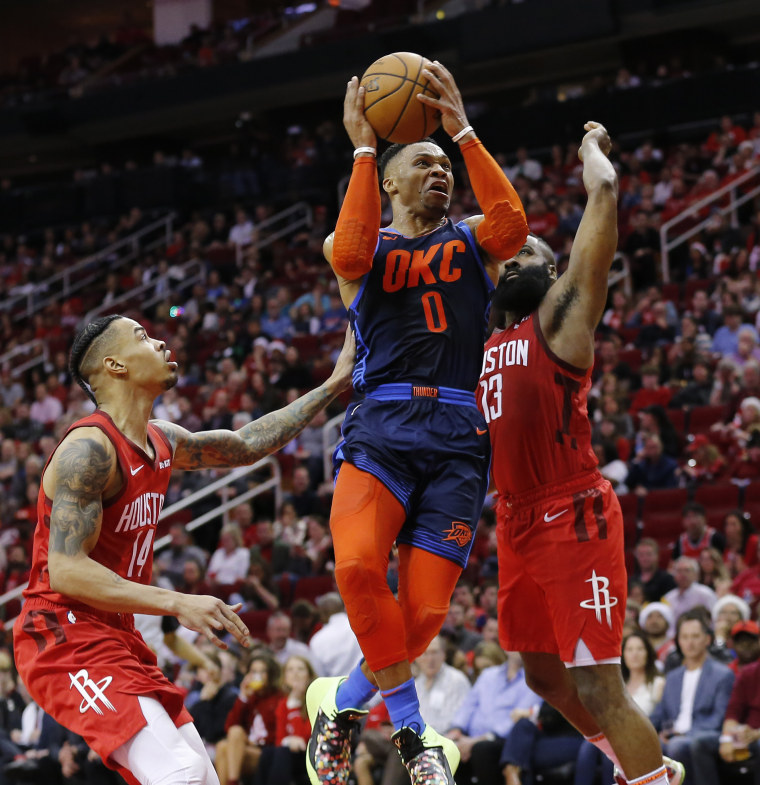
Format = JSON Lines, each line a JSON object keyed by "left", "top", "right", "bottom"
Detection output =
{"left": 330, "top": 462, "right": 409, "bottom": 672}
{"left": 397, "top": 543, "right": 462, "bottom": 662}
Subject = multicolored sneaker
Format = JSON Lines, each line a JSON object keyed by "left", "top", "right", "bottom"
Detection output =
{"left": 612, "top": 757, "right": 685, "bottom": 785}
{"left": 305, "top": 676, "right": 367, "bottom": 785}
{"left": 663, "top": 756, "right": 685, "bottom": 785}
{"left": 391, "top": 725, "right": 460, "bottom": 785}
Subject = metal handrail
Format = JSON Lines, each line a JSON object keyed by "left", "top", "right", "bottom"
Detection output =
{"left": 659, "top": 166, "right": 760, "bottom": 282}
{"left": 1, "top": 455, "right": 282, "bottom": 630}
{"left": 83, "top": 259, "right": 206, "bottom": 323}
{"left": 235, "top": 201, "right": 312, "bottom": 266}
{"left": 0, "top": 339, "right": 49, "bottom": 378}
{"left": 1, "top": 213, "right": 176, "bottom": 322}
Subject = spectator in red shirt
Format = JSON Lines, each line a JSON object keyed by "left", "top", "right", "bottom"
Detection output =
{"left": 722, "top": 510, "right": 759, "bottom": 579}
{"left": 691, "top": 622, "right": 760, "bottom": 784}
{"left": 730, "top": 430, "right": 760, "bottom": 481}
{"left": 525, "top": 197, "right": 558, "bottom": 241}
{"left": 256, "top": 655, "right": 316, "bottom": 785}
{"left": 630, "top": 366, "right": 673, "bottom": 416}
{"left": 731, "top": 543, "right": 760, "bottom": 615}
{"left": 678, "top": 434, "right": 726, "bottom": 486}
{"left": 3, "top": 543, "right": 29, "bottom": 586}
{"left": 704, "top": 115, "right": 748, "bottom": 155}
{"left": 215, "top": 654, "right": 284, "bottom": 785}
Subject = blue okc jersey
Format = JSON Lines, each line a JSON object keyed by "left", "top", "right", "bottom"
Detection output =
{"left": 350, "top": 219, "right": 494, "bottom": 392}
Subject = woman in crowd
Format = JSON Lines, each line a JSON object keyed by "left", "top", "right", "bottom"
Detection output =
{"left": 257, "top": 655, "right": 316, "bottom": 785}
{"left": 215, "top": 654, "right": 283, "bottom": 785}
{"left": 697, "top": 546, "right": 731, "bottom": 594}
{"left": 722, "top": 509, "right": 759, "bottom": 578}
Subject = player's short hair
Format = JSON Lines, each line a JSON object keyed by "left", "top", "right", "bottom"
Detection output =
{"left": 69, "top": 314, "right": 124, "bottom": 404}
{"left": 528, "top": 233, "right": 556, "bottom": 267}
{"left": 378, "top": 137, "right": 438, "bottom": 181}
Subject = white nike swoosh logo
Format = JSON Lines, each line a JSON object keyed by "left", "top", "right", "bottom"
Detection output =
{"left": 543, "top": 509, "right": 568, "bottom": 523}
{"left": 130, "top": 465, "right": 145, "bottom": 476}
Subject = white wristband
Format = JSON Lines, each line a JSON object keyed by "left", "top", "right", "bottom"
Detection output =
{"left": 452, "top": 125, "right": 474, "bottom": 143}
{"left": 353, "top": 146, "right": 376, "bottom": 159}
{"left": 719, "top": 735, "right": 734, "bottom": 744}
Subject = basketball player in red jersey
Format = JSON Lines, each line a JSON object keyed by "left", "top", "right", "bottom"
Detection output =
{"left": 479, "top": 123, "right": 684, "bottom": 785}
{"left": 13, "top": 314, "right": 354, "bottom": 785}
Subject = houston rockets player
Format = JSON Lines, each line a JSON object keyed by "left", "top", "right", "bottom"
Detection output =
{"left": 306, "top": 62, "right": 528, "bottom": 785}
{"left": 13, "top": 314, "right": 355, "bottom": 785}
{"left": 479, "top": 122, "right": 683, "bottom": 785}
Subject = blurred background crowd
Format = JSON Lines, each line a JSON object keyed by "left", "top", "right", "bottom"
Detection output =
{"left": 0, "top": 1, "right": 760, "bottom": 784}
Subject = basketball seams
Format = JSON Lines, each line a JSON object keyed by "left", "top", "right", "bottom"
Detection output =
{"left": 360, "top": 52, "right": 441, "bottom": 143}
{"left": 385, "top": 53, "right": 424, "bottom": 141}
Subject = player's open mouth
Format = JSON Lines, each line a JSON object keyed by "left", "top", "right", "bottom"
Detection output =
{"left": 165, "top": 350, "right": 178, "bottom": 368}
{"left": 427, "top": 181, "right": 448, "bottom": 194}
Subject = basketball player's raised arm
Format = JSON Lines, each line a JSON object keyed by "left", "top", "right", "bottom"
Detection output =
{"left": 329, "top": 76, "right": 381, "bottom": 282}
{"left": 417, "top": 61, "right": 529, "bottom": 270}
{"left": 539, "top": 122, "right": 618, "bottom": 368}
{"left": 47, "top": 431, "right": 250, "bottom": 649}
{"left": 156, "top": 327, "right": 355, "bottom": 470}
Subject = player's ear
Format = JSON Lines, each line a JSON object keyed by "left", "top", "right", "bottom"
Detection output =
{"left": 103, "top": 355, "right": 127, "bottom": 376}
{"left": 549, "top": 263, "right": 558, "bottom": 280}
{"left": 382, "top": 176, "right": 396, "bottom": 195}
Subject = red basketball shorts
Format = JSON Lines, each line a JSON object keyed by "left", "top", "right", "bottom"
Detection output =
{"left": 496, "top": 473, "right": 627, "bottom": 665}
{"left": 13, "top": 600, "right": 192, "bottom": 766}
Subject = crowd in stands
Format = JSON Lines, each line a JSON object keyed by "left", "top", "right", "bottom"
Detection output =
{"left": 0, "top": 8, "right": 291, "bottom": 108}
{"left": 2, "top": 0, "right": 758, "bottom": 113}
{"left": 0, "top": 36, "right": 759, "bottom": 779}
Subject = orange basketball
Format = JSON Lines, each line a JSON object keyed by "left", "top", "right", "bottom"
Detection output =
{"left": 360, "top": 52, "right": 440, "bottom": 144}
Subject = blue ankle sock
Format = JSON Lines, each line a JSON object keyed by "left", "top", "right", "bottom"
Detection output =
{"left": 381, "top": 678, "right": 426, "bottom": 734}
{"left": 335, "top": 661, "right": 378, "bottom": 711}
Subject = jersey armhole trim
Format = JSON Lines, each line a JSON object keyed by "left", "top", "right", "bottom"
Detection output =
{"left": 457, "top": 220, "right": 495, "bottom": 292}
{"left": 533, "top": 315, "right": 590, "bottom": 378}
{"left": 43, "top": 419, "right": 128, "bottom": 509}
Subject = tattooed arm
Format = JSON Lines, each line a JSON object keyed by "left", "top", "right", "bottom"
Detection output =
{"left": 154, "top": 327, "right": 356, "bottom": 470}
{"left": 46, "top": 429, "right": 251, "bottom": 649}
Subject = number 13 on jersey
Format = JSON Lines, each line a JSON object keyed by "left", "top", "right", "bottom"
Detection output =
{"left": 479, "top": 375, "right": 502, "bottom": 424}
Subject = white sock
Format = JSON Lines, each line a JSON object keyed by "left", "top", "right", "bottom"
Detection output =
{"left": 584, "top": 732, "right": 626, "bottom": 780}
{"left": 627, "top": 765, "right": 668, "bottom": 785}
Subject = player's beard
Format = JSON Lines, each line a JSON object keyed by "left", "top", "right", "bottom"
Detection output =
{"left": 163, "top": 370, "right": 179, "bottom": 391}
{"left": 491, "top": 264, "right": 553, "bottom": 320}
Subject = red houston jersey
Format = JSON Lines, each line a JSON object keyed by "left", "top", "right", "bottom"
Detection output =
{"left": 479, "top": 314, "right": 597, "bottom": 497}
{"left": 25, "top": 410, "right": 173, "bottom": 609}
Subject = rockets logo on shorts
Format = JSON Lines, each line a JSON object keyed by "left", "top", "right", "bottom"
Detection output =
{"left": 443, "top": 521, "right": 472, "bottom": 547}
{"left": 579, "top": 570, "right": 618, "bottom": 628}
{"left": 69, "top": 669, "right": 117, "bottom": 715}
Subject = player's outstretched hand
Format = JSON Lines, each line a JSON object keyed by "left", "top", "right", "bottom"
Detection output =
{"left": 578, "top": 121, "right": 612, "bottom": 160}
{"left": 343, "top": 76, "right": 377, "bottom": 151}
{"left": 416, "top": 61, "right": 470, "bottom": 140}
{"left": 174, "top": 595, "right": 251, "bottom": 650}
{"left": 326, "top": 326, "right": 356, "bottom": 392}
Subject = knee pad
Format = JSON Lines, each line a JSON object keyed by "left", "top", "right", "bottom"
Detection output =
{"left": 405, "top": 601, "right": 450, "bottom": 661}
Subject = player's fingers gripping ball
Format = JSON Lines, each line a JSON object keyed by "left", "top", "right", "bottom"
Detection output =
{"left": 360, "top": 51, "right": 441, "bottom": 144}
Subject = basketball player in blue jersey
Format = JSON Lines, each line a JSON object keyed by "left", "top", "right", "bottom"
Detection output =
{"left": 305, "top": 61, "right": 529, "bottom": 785}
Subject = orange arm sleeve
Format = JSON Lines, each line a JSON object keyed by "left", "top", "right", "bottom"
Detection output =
{"left": 460, "top": 137, "right": 529, "bottom": 259}
{"left": 331, "top": 156, "right": 381, "bottom": 280}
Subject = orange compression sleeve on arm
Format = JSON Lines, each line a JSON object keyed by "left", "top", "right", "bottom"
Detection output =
{"left": 460, "top": 137, "right": 529, "bottom": 259}
{"left": 331, "top": 156, "right": 381, "bottom": 280}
